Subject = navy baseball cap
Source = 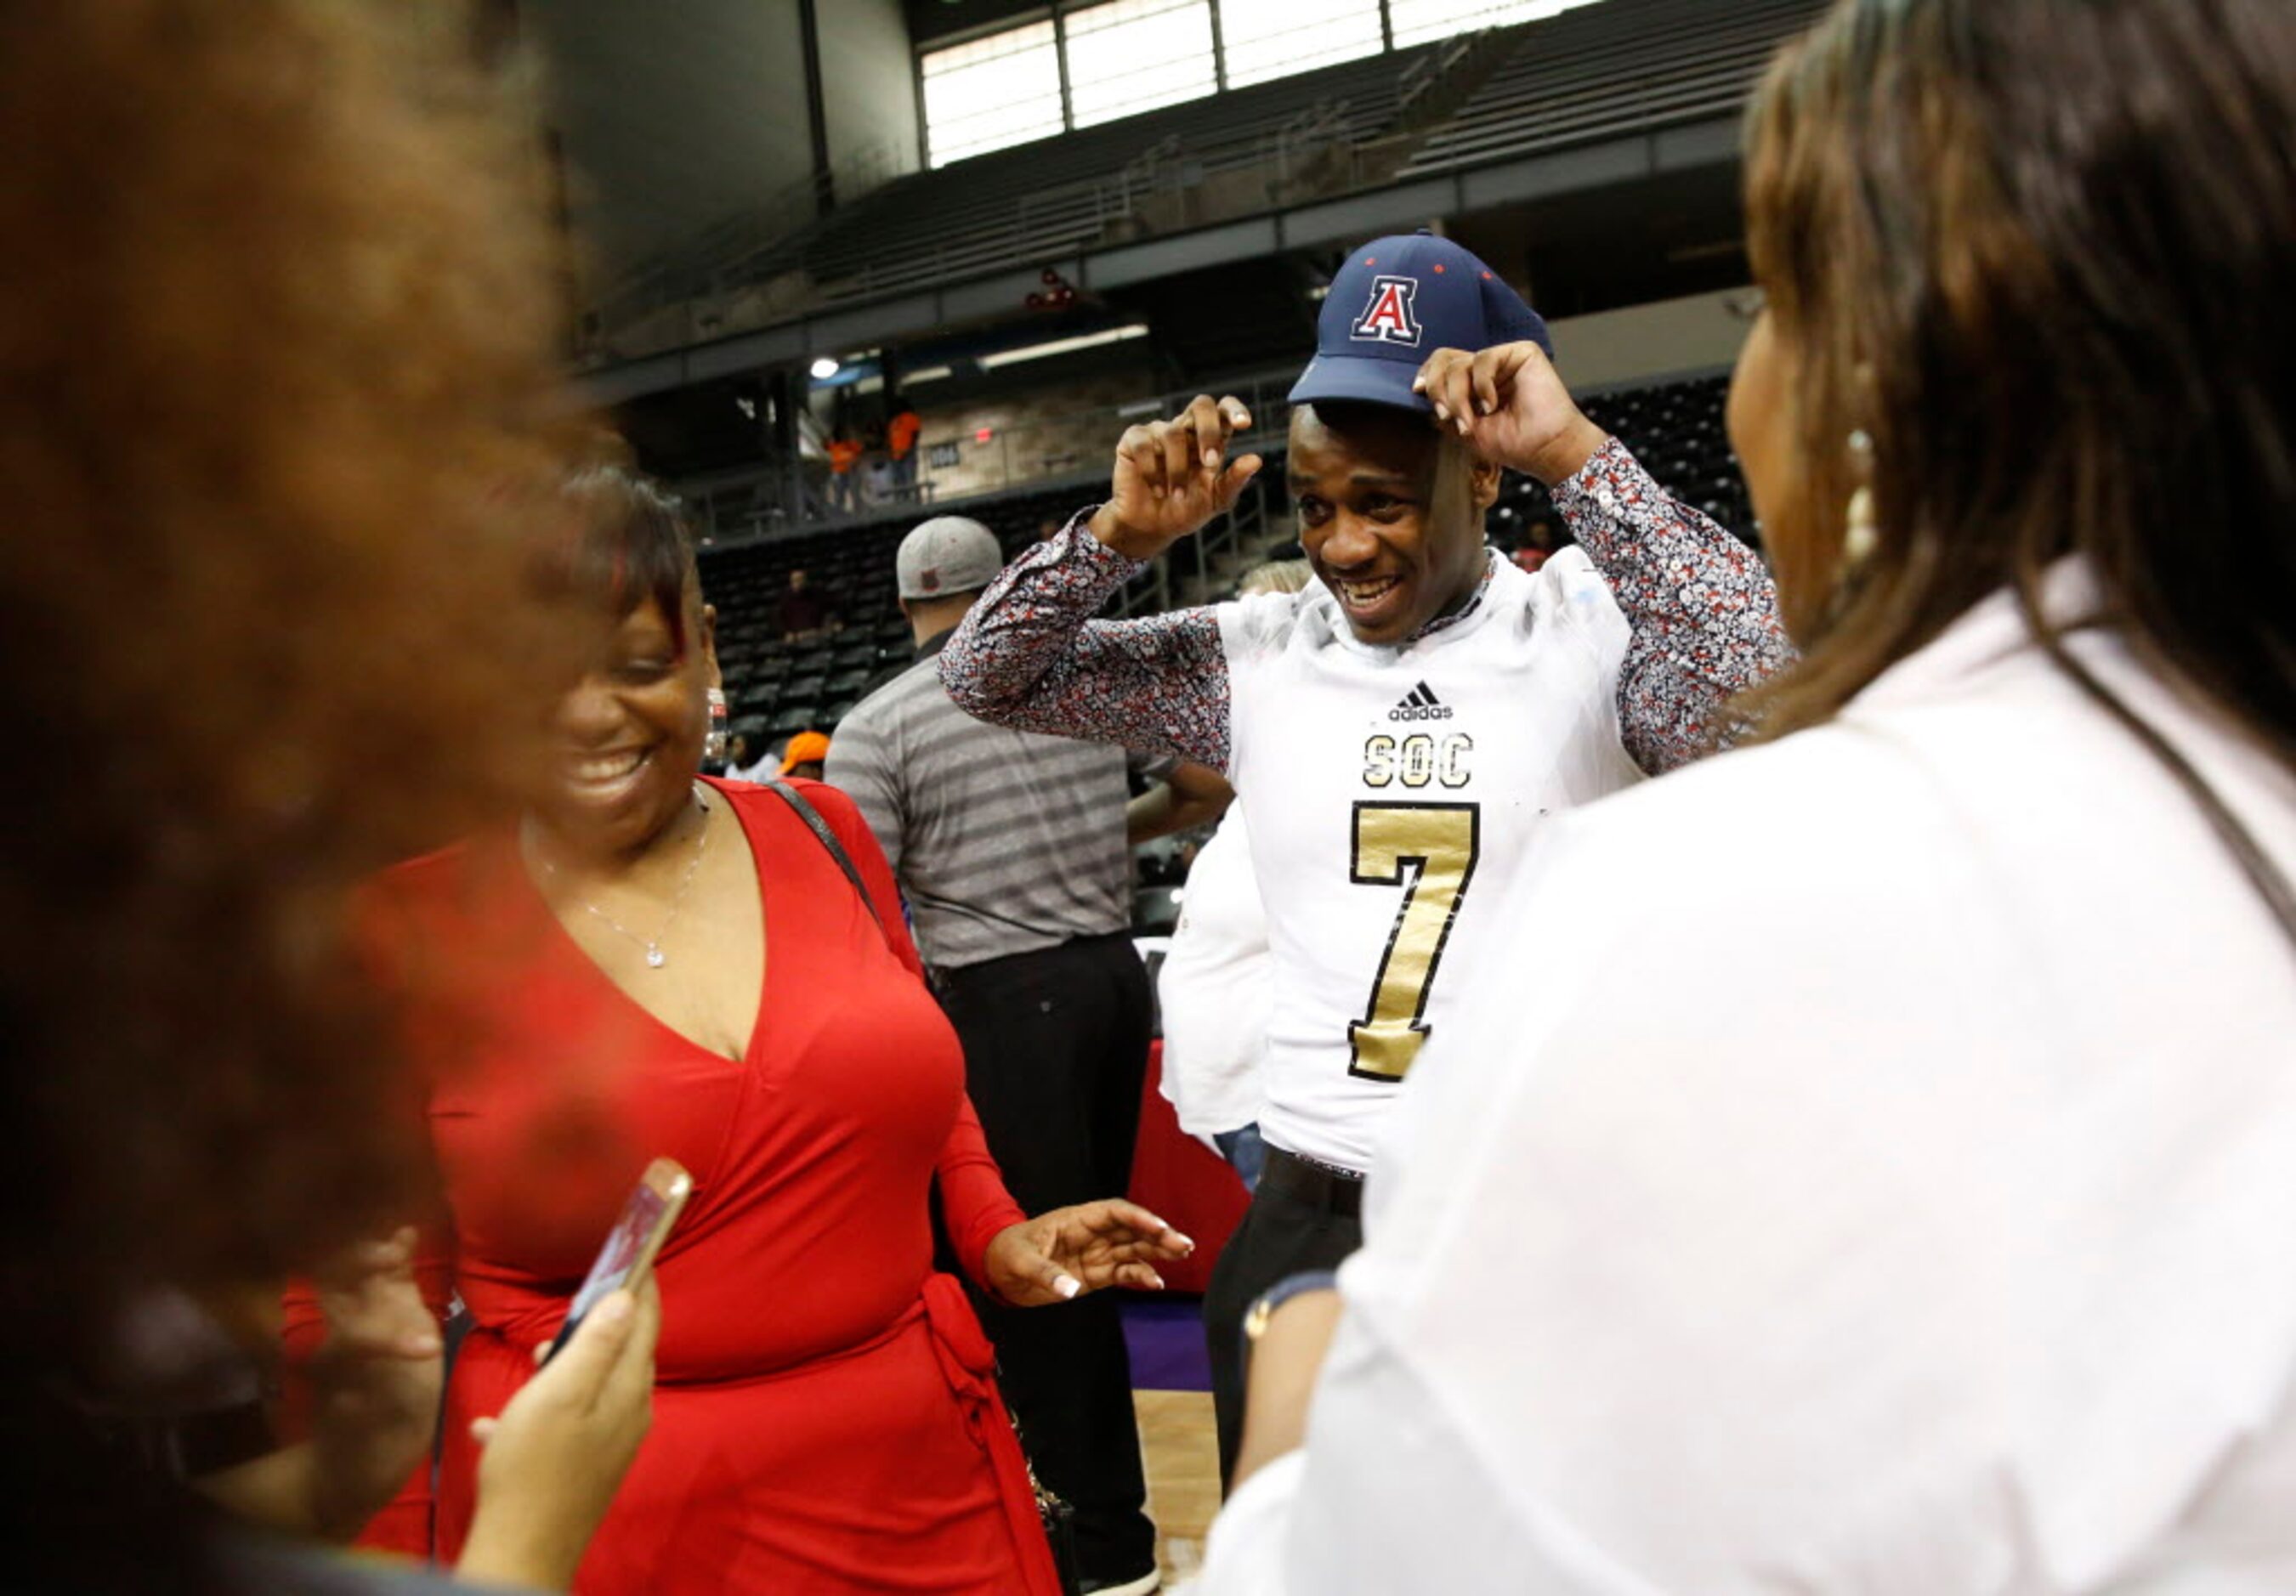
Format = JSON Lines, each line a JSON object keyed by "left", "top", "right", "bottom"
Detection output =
{"left": 1290, "top": 231, "right": 1551, "bottom": 414}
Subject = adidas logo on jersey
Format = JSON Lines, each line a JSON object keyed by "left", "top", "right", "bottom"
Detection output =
{"left": 1388, "top": 682, "right": 1453, "bottom": 722}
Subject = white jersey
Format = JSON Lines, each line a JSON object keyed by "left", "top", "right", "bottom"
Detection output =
{"left": 1221, "top": 547, "right": 1643, "bottom": 1173}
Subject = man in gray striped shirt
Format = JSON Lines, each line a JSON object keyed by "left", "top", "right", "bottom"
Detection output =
{"left": 828, "top": 516, "right": 1227, "bottom": 1596}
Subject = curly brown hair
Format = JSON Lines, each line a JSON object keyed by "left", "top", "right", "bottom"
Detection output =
{"left": 0, "top": 0, "right": 575, "bottom": 1406}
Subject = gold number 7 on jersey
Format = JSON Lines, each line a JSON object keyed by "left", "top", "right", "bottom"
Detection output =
{"left": 1347, "top": 801, "right": 1482, "bottom": 1082}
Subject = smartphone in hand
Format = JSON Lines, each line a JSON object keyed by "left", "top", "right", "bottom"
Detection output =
{"left": 542, "top": 1157, "right": 691, "bottom": 1365}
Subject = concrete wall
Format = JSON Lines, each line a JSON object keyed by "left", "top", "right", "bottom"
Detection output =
{"left": 903, "top": 359, "right": 1165, "bottom": 502}
{"left": 525, "top": 0, "right": 814, "bottom": 286}
{"left": 873, "top": 292, "right": 1748, "bottom": 507}
{"left": 1545, "top": 286, "right": 1754, "bottom": 392}
{"left": 905, "top": 0, "right": 1045, "bottom": 50}
{"left": 818, "top": 0, "right": 921, "bottom": 196}
{"left": 904, "top": 292, "right": 1750, "bottom": 505}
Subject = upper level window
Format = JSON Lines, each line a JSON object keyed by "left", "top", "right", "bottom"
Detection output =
{"left": 921, "top": 20, "right": 1065, "bottom": 167}
{"left": 1387, "top": 0, "right": 1602, "bottom": 49}
{"left": 916, "top": 0, "right": 1617, "bottom": 164}
{"left": 1063, "top": 0, "right": 1217, "bottom": 129}
{"left": 1220, "top": 0, "right": 1386, "bottom": 90}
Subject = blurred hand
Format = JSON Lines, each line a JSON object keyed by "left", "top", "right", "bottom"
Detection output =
{"left": 456, "top": 1280, "right": 660, "bottom": 1592}
{"left": 1089, "top": 394, "right": 1263, "bottom": 561}
{"left": 1414, "top": 342, "right": 1608, "bottom": 487}
{"left": 306, "top": 1227, "right": 444, "bottom": 1539}
{"left": 985, "top": 1200, "right": 1197, "bottom": 1307}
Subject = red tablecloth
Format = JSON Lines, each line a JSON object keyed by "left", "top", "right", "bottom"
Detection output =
{"left": 1125, "top": 1041, "right": 1250, "bottom": 1295}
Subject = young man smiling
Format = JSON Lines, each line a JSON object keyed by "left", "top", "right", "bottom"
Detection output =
{"left": 940, "top": 233, "right": 1790, "bottom": 1480}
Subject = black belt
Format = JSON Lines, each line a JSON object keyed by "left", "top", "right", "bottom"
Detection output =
{"left": 1259, "top": 1146, "right": 1366, "bottom": 1220}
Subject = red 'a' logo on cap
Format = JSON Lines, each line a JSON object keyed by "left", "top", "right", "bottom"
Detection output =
{"left": 1351, "top": 275, "right": 1423, "bottom": 347}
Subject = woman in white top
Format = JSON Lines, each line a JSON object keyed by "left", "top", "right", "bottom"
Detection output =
{"left": 1157, "top": 563, "right": 1311, "bottom": 1165}
{"left": 1200, "top": 0, "right": 2296, "bottom": 1590}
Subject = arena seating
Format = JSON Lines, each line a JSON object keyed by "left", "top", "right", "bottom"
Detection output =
{"left": 706, "top": 482, "right": 1101, "bottom": 747}
{"left": 640, "top": 42, "right": 1443, "bottom": 337}
{"left": 1396, "top": 0, "right": 1828, "bottom": 180}
{"left": 591, "top": 0, "right": 1822, "bottom": 357}
{"left": 700, "top": 366, "right": 1755, "bottom": 750}
{"left": 1489, "top": 369, "right": 1755, "bottom": 548}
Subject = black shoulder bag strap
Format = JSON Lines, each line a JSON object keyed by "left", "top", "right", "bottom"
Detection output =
{"left": 763, "top": 780, "right": 892, "bottom": 950}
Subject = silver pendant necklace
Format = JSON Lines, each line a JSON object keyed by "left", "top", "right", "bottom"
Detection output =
{"left": 527, "top": 782, "right": 711, "bottom": 970}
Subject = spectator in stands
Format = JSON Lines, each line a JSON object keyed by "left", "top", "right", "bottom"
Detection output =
{"left": 715, "top": 730, "right": 753, "bottom": 779}
{"left": 941, "top": 232, "right": 1788, "bottom": 1483}
{"left": 888, "top": 400, "right": 923, "bottom": 497}
{"left": 1511, "top": 514, "right": 1564, "bottom": 573}
{"left": 780, "top": 728, "right": 831, "bottom": 782}
{"left": 776, "top": 566, "right": 832, "bottom": 640}
{"left": 724, "top": 733, "right": 779, "bottom": 784}
{"left": 829, "top": 515, "right": 1232, "bottom": 1596}
{"left": 1, "top": 0, "right": 658, "bottom": 1588}
{"left": 825, "top": 431, "right": 864, "bottom": 517}
{"left": 1199, "top": 2, "right": 2296, "bottom": 1590}
{"left": 859, "top": 427, "right": 892, "bottom": 508}
{"left": 365, "top": 473, "right": 1191, "bottom": 1594}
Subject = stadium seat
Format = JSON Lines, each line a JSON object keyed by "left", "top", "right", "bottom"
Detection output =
{"left": 694, "top": 369, "right": 1760, "bottom": 677}
{"left": 1132, "top": 885, "right": 1185, "bottom": 937}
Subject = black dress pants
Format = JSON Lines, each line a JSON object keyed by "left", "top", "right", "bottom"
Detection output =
{"left": 1202, "top": 1153, "right": 1366, "bottom": 1490}
{"left": 936, "top": 931, "right": 1156, "bottom": 1582}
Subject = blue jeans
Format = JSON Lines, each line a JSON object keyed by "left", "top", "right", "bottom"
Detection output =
{"left": 1213, "top": 1123, "right": 1266, "bottom": 1191}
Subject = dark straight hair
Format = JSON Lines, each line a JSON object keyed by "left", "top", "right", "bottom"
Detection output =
{"left": 1739, "top": 0, "right": 2296, "bottom": 932}
{"left": 558, "top": 462, "right": 701, "bottom": 655}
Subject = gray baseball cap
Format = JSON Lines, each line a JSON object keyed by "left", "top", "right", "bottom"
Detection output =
{"left": 896, "top": 516, "right": 1004, "bottom": 600}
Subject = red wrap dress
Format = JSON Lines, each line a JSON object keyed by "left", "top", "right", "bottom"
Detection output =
{"left": 312, "top": 778, "right": 1062, "bottom": 1593}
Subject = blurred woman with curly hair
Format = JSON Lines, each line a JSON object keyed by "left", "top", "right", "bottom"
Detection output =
{"left": 0, "top": 1, "right": 655, "bottom": 1589}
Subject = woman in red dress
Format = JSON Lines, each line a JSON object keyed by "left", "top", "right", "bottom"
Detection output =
{"left": 362, "top": 467, "right": 1193, "bottom": 1593}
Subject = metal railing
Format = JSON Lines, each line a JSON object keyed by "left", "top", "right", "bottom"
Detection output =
{"left": 683, "top": 361, "right": 1311, "bottom": 556}
{"left": 1396, "top": 29, "right": 1484, "bottom": 123}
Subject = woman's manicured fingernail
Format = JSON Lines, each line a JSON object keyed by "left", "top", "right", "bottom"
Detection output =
{"left": 594, "top": 1292, "right": 633, "bottom": 1327}
{"left": 1055, "top": 1274, "right": 1082, "bottom": 1299}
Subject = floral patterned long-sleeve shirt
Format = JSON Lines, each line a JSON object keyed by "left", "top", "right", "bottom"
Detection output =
{"left": 940, "top": 436, "right": 1790, "bottom": 778}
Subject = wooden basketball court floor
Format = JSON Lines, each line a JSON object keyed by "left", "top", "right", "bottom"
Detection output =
{"left": 1137, "top": 1388, "right": 1219, "bottom": 1586}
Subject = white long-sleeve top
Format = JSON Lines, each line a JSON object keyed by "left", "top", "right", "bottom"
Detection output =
{"left": 1201, "top": 572, "right": 2296, "bottom": 1594}
{"left": 1157, "top": 812, "right": 1271, "bottom": 1137}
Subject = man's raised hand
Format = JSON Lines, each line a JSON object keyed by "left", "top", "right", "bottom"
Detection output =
{"left": 1413, "top": 342, "right": 1608, "bottom": 488}
{"left": 1088, "top": 394, "right": 1262, "bottom": 561}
